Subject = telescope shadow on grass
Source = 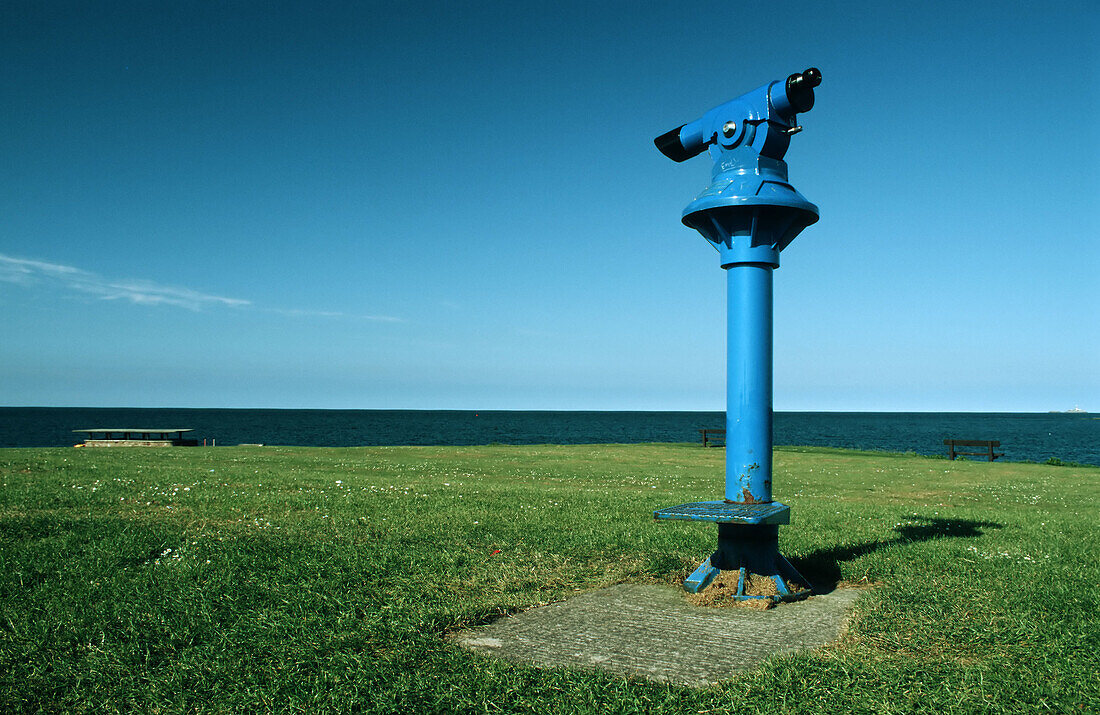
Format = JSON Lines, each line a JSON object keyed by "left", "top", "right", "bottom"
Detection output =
{"left": 789, "top": 517, "right": 1003, "bottom": 595}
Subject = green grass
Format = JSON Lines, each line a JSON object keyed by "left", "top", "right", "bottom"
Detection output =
{"left": 1, "top": 443, "right": 1097, "bottom": 713}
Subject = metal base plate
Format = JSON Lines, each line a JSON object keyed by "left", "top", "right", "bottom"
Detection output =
{"left": 653, "top": 501, "right": 790, "bottom": 525}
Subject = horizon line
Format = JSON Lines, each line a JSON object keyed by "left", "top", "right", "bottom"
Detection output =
{"left": 0, "top": 405, "right": 1088, "bottom": 415}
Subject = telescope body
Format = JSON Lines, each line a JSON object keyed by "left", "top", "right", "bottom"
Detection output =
{"left": 652, "top": 69, "right": 821, "bottom": 600}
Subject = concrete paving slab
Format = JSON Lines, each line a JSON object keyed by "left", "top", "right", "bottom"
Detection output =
{"left": 451, "top": 584, "right": 863, "bottom": 687}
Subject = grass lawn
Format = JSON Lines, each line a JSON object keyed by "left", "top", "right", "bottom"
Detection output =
{"left": 1, "top": 443, "right": 1097, "bottom": 713}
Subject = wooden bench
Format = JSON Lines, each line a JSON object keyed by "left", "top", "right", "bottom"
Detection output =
{"left": 944, "top": 439, "right": 1003, "bottom": 461}
{"left": 699, "top": 429, "right": 726, "bottom": 448}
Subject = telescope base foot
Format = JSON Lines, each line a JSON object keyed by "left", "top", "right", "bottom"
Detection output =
{"left": 683, "top": 524, "right": 812, "bottom": 603}
{"left": 684, "top": 556, "right": 811, "bottom": 603}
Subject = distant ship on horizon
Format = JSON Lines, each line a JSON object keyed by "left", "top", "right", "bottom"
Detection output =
{"left": 1049, "top": 405, "right": 1088, "bottom": 413}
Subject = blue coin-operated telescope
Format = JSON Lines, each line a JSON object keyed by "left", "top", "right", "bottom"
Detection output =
{"left": 653, "top": 69, "right": 822, "bottom": 603}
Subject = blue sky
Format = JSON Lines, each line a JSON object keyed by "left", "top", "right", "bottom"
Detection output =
{"left": 2, "top": 1, "right": 1097, "bottom": 411}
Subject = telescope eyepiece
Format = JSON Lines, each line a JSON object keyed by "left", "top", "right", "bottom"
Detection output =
{"left": 784, "top": 67, "right": 822, "bottom": 114}
{"left": 654, "top": 124, "right": 699, "bottom": 162}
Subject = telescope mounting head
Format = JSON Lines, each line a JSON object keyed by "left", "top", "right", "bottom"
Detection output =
{"left": 654, "top": 68, "right": 821, "bottom": 166}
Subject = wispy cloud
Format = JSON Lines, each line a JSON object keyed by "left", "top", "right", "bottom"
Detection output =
{"left": 0, "top": 252, "right": 400, "bottom": 321}
{"left": 271, "top": 308, "right": 403, "bottom": 322}
{"left": 0, "top": 253, "right": 249, "bottom": 310}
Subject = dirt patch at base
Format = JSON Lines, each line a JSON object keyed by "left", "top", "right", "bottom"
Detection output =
{"left": 686, "top": 571, "right": 809, "bottom": 609}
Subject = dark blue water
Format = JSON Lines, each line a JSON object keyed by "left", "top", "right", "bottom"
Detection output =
{"left": 0, "top": 407, "right": 1096, "bottom": 466}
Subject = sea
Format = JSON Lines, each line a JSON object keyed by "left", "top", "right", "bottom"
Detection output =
{"left": 0, "top": 407, "right": 1096, "bottom": 466}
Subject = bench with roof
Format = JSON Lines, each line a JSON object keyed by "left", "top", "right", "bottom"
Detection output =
{"left": 74, "top": 429, "right": 198, "bottom": 447}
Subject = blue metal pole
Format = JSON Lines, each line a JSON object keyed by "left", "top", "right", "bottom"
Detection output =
{"left": 725, "top": 262, "right": 773, "bottom": 504}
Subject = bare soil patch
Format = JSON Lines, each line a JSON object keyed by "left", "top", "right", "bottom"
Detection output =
{"left": 686, "top": 571, "right": 810, "bottom": 609}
